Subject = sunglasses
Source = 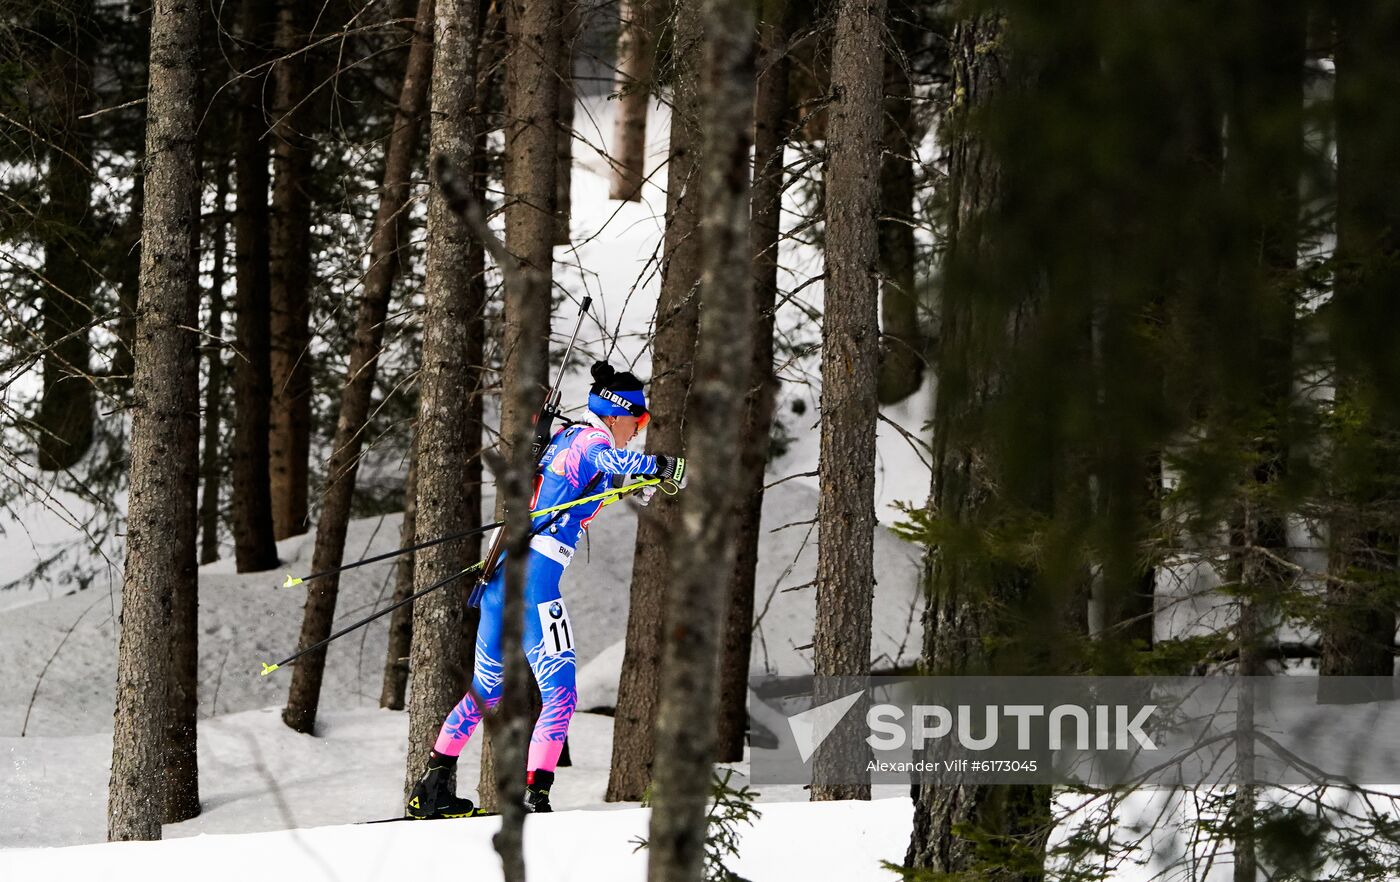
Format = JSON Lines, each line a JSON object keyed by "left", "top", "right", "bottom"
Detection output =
{"left": 636, "top": 411, "right": 651, "bottom": 430}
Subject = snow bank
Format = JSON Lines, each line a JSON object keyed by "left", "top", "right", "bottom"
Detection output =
{"left": 0, "top": 796, "right": 913, "bottom": 882}
{"left": 3, "top": 699, "right": 912, "bottom": 856}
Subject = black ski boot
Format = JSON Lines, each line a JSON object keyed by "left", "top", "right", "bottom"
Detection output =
{"left": 523, "top": 769, "right": 554, "bottom": 814}
{"left": 407, "top": 750, "right": 478, "bottom": 819}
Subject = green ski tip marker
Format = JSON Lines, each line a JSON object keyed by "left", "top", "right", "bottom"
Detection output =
{"left": 283, "top": 574, "right": 302, "bottom": 588}
{"left": 260, "top": 662, "right": 280, "bottom": 677}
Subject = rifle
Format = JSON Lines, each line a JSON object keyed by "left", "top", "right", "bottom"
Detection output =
{"left": 475, "top": 295, "right": 593, "bottom": 587}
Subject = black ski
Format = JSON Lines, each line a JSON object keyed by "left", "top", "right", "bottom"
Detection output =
{"left": 360, "top": 811, "right": 499, "bottom": 825}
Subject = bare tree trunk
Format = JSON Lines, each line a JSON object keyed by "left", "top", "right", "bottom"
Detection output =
{"left": 37, "top": 0, "right": 97, "bottom": 471}
{"left": 715, "top": 0, "right": 788, "bottom": 764}
{"left": 455, "top": 19, "right": 492, "bottom": 756}
{"left": 555, "top": 3, "right": 579, "bottom": 244}
{"left": 108, "top": 0, "right": 201, "bottom": 841}
{"left": 113, "top": 176, "right": 144, "bottom": 387}
{"left": 284, "top": 0, "right": 436, "bottom": 734}
{"left": 810, "top": 0, "right": 885, "bottom": 803}
{"left": 1318, "top": 0, "right": 1400, "bottom": 701}
{"left": 231, "top": 0, "right": 280, "bottom": 573}
{"left": 906, "top": 14, "right": 1054, "bottom": 876}
{"left": 380, "top": 441, "right": 420, "bottom": 710}
{"left": 646, "top": 1, "right": 754, "bottom": 878}
{"left": 487, "top": 2, "right": 563, "bottom": 872}
{"left": 1223, "top": 5, "right": 1304, "bottom": 878}
{"left": 607, "top": 0, "right": 704, "bottom": 803}
{"left": 875, "top": 8, "right": 925, "bottom": 405}
{"left": 404, "top": 0, "right": 481, "bottom": 797}
{"left": 268, "top": 0, "right": 315, "bottom": 540}
{"left": 608, "top": 0, "right": 654, "bottom": 201}
{"left": 460, "top": 140, "right": 488, "bottom": 679}
{"left": 498, "top": 0, "right": 561, "bottom": 453}
{"left": 200, "top": 162, "right": 231, "bottom": 565}
{"left": 472, "top": 16, "right": 508, "bottom": 805}
{"left": 164, "top": 139, "right": 205, "bottom": 826}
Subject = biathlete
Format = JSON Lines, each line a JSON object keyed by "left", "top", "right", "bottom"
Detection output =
{"left": 406, "top": 361, "right": 687, "bottom": 818}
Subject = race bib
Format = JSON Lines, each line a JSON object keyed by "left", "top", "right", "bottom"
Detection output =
{"left": 537, "top": 598, "right": 575, "bottom": 657}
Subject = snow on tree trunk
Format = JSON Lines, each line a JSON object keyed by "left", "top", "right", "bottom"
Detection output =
{"left": 810, "top": 0, "right": 885, "bottom": 803}
{"left": 608, "top": 0, "right": 654, "bottom": 202}
{"left": 645, "top": 0, "right": 754, "bottom": 878}
{"left": 282, "top": 0, "right": 438, "bottom": 735}
{"left": 108, "top": 0, "right": 202, "bottom": 842}
{"left": 231, "top": 0, "right": 280, "bottom": 573}
{"left": 404, "top": 0, "right": 480, "bottom": 797}
{"left": 607, "top": 0, "right": 703, "bottom": 804}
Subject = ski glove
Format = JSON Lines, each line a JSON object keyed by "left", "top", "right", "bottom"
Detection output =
{"left": 653, "top": 454, "right": 688, "bottom": 489}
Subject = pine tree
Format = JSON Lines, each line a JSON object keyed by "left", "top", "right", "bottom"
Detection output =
{"left": 164, "top": 137, "right": 205, "bottom": 825}
{"left": 1218, "top": 6, "right": 1305, "bottom": 876}
{"left": 381, "top": 440, "right": 419, "bottom": 710}
{"left": 810, "top": 0, "right": 885, "bottom": 802}
{"left": 230, "top": 0, "right": 280, "bottom": 573}
{"left": 486, "top": 1, "right": 563, "bottom": 867}
{"left": 646, "top": 0, "right": 754, "bottom": 876}
{"left": 716, "top": 0, "right": 789, "bottom": 764}
{"left": 267, "top": 0, "right": 316, "bottom": 540}
{"left": 108, "top": 0, "right": 202, "bottom": 842}
{"left": 608, "top": 0, "right": 703, "bottom": 803}
{"left": 404, "top": 0, "right": 481, "bottom": 797}
{"left": 199, "top": 159, "right": 231, "bottom": 565}
{"left": 555, "top": 2, "right": 579, "bottom": 244}
{"left": 904, "top": 12, "right": 1054, "bottom": 875}
{"left": 1318, "top": 0, "right": 1400, "bottom": 696}
{"left": 608, "top": 0, "right": 654, "bottom": 201}
{"left": 875, "top": 3, "right": 926, "bottom": 405}
{"left": 35, "top": 0, "right": 97, "bottom": 471}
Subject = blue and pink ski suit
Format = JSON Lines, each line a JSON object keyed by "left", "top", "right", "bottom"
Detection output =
{"left": 432, "top": 420, "right": 659, "bottom": 773}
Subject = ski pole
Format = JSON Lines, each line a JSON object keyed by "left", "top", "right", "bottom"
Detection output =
{"left": 279, "top": 478, "right": 662, "bottom": 589}
{"left": 281, "top": 520, "right": 503, "bottom": 588}
{"left": 260, "top": 479, "right": 665, "bottom": 675}
{"left": 262, "top": 559, "right": 487, "bottom": 676}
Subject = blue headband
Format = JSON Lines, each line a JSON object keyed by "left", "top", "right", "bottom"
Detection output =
{"left": 588, "top": 387, "right": 647, "bottom": 418}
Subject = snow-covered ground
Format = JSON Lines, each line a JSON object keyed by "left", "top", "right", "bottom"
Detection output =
{"left": 1, "top": 483, "right": 919, "bottom": 872}
{"left": 0, "top": 782, "right": 913, "bottom": 882}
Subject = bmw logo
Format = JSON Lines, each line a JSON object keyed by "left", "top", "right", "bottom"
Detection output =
{"left": 548, "top": 601, "right": 563, "bottom": 619}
